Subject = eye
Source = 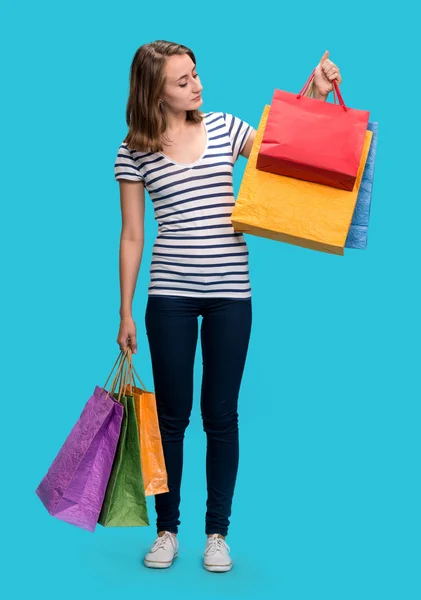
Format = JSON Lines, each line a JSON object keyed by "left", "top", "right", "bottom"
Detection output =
{"left": 180, "top": 74, "right": 199, "bottom": 87}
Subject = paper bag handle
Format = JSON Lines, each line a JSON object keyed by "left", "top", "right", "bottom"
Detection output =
{"left": 125, "top": 345, "right": 148, "bottom": 394}
{"left": 104, "top": 349, "right": 125, "bottom": 391}
{"left": 103, "top": 347, "right": 132, "bottom": 402}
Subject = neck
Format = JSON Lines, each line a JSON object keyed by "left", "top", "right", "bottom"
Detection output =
{"left": 163, "top": 108, "right": 189, "bottom": 133}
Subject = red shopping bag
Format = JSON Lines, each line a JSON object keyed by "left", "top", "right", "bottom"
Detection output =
{"left": 256, "top": 68, "right": 370, "bottom": 191}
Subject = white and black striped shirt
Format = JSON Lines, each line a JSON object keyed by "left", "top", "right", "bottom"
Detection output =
{"left": 114, "top": 111, "right": 253, "bottom": 299}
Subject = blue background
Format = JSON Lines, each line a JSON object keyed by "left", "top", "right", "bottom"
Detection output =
{"left": 2, "top": 1, "right": 420, "bottom": 598}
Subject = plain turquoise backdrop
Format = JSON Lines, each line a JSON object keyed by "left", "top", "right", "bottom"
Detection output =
{"left": 1, "top": 0, "right": 420, "bottom": 598}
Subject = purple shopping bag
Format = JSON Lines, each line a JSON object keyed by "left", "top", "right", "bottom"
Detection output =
{"left": 35, "top": 353, "right": 127, "bottom": 532}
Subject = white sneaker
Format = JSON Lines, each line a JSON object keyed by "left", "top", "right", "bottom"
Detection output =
{"left": 203, "top": 534, "right": 233, "bottom": 572}
{"left": 144, "top": 531, "right": 179, "bottom": 569}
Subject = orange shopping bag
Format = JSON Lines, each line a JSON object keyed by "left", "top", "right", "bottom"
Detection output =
{"left": 124, "top": 351, "right": 169, "bottom": 496}
{"left": 231, "top": 104, "right": 373, "bottom": 255}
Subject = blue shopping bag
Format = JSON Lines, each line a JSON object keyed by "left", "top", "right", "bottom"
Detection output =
{"left": 346, "top": 121, "right": 379, "bottom": 249}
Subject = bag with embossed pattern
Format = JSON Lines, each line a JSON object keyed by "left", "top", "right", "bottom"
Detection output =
{"left": 35, "top": 351, "right": 126, "bottom": 532}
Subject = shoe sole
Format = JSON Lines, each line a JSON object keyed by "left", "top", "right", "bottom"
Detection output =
{"left": 144, "top": 552, "right": 178, "bottom": 569}
{"left": 204, "top": 562, "right": 233, "bottom": 572}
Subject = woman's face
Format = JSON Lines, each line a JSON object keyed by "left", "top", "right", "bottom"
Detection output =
{"left": 160, "top": 53, "right": 203, "bottom": 113}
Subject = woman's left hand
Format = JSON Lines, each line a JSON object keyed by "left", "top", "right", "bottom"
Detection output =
{"left": 313, "top": 50, "right": 342, "bottom": 98}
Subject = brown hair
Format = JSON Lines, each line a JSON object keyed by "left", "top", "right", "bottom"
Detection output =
{"left": 122, "top": 40, "right": 203, "bottom": 153}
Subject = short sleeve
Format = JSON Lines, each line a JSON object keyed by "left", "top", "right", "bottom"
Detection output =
{"left": 114, "top": 144, "right": 145, "bottom": 182}
{"left": 223, "top": 113, "right": 253, "bottom": 162}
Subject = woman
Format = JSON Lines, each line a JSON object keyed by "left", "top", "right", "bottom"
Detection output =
{"left": 114, "top": 40, "right": 342, "bottom": 572}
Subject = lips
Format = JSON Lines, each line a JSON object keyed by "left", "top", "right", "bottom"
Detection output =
{"left": 193, "top": 94, "right": 201, "bottom": 101}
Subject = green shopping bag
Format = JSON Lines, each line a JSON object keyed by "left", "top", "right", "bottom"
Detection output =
{"left": 98, "top": 350, "right": 149, "bottom": 527}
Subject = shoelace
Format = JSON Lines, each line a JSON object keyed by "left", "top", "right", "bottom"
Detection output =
{"left": 152, "top": 532, "right": 176, "bottom": 552}
{"left": 205, "top": 535, "right": 230, "bottom": 555}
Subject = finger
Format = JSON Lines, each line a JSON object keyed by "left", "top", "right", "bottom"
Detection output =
{"left": 118, "top": 337, "right": 130, "bottom": 353}
{"left": 324, "top": 66, "right": 336, "bottom": 77}
{"left": 322, "top": 60, "right": 334, "bottom": 72}
{"left": 327, "top": 68, "right": 342, "bottom": 83}
{"left": 323, "top": 59, "right": 339, "bottom": 72}
{"left": 329, "top": 73, "right": 342, "bottom": 83}
{"left": 126, "top": 333, "right": 138, "bottom": 354}
{"left": 130, "top": 335, "right": 138, "bottom": 354}
{"left": 118, "top": 340, "right": 127, "bottom": 352}
{"left": 319, "top": 50, "right": 329, "bottom": 65}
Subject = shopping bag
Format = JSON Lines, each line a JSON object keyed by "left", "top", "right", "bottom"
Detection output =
{"left": 345, "top": 121, "right": 379, "bottom": 249}
{"left": 98, "top": 350, "right": 149, "bottom": 527}
{"left": 35, "top": 351, "right": 126, "bottom": 532}
{"left": 124, "top": 359, "right": 169, "bottom": 497}
{"left": 300, "top": 84, "right": 379, "bottom": 248}
{"left": 231, "top": 104, "right": 373, "bottom": 255}
{"left": 256, "top": 68, "right": 370, "bottom": 191}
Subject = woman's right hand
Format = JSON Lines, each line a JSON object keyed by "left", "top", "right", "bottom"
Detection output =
{"left": 117, "top": 315, "right": 138, "bottom": 354}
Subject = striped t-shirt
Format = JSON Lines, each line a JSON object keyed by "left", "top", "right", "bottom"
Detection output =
{"left": 114, "top": 111, "right": 253, "bottom": 299}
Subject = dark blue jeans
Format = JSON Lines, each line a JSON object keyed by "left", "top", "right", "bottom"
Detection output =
{"left": 145, "top": 294, "right": 252, "bottom": 537}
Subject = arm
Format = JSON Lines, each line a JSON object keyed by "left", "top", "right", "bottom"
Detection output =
{"left": 118, "top": 180, "right": 146, "bottom": 319}
{"left": 239, "top": 128, "right": 256, "bottom": 160}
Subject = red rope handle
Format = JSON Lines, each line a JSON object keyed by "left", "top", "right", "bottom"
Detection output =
{"left": 296, "top": 69, "right": 348, "bottom": 112}
{"left": 332, "top": 79, "right": 346, "bottom": 109}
